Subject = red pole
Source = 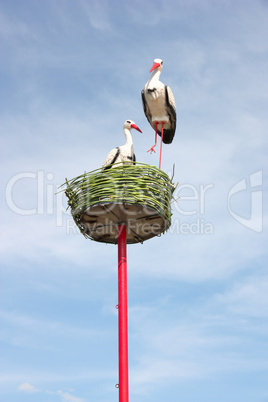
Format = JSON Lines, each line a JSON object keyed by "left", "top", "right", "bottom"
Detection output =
{"left": 117, "top": 224, "right": 129, "bottom": 402}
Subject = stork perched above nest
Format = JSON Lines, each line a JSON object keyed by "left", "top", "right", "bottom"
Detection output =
{"left": 141, "top": 58, "right": 176, "bottom": 169}
{"left": 102, "top": 120, "right": 142, "bottom": 170}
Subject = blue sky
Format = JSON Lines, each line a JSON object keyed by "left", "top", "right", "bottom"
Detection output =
{"left": 0, "top": 0, "right": 267, "bottom": 401}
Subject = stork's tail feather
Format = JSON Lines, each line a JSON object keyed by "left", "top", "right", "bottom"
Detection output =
{"left": 160, "top": 129, "right": 175, "bottom": 144}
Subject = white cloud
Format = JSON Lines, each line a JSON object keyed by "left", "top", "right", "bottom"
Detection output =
{"left": 215, "top": 274, "right": 268, "bottom": 317}
{"left": 78, "top": 0, "right": 112, "bottom": 31}
{"left": 0, "top": 9, "right": 30, "bottom": 38}
{"left": 18, "top": 384, "right": 84, "bottom": 401}
{"left": 57, "top": 390, "right": 85, "bottom": 402}
{"left": 131, "top": 356, "right": 199, "bottom": 393}
{"left": 0, "top": 309, "right": 110, "bottom": 351}
{"left": 18, "top": 382, "right": 40, "bottom": 393}
{"left": 127, "top": 275, "right": 268, "bottom": 392}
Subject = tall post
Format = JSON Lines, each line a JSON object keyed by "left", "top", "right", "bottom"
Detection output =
{"left": 117, "top": 224, "right": 129, "bottom": 402}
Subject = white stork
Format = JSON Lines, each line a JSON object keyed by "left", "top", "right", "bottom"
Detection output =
{"left": 102, "top": 120, "right": 142, "bottom": 170}
{"left": 141, "top": 58, "right": 176, "bottom": 169}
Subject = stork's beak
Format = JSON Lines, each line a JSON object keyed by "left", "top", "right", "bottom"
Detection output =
{"left": 149, "top": 62, "right": 161, "bottom": 73}
{"left": 131, "top": 124, "right": 142, "bottom": 133}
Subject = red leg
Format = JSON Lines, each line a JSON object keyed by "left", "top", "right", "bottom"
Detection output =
{"left": 159, "top": 122, "right": 164, "bottom": 170}
{"left": 147, "top": 122, "right": 159, "bottom": 154}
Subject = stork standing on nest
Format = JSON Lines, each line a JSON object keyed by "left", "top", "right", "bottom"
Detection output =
{"left": 141, "top": 58, "right": 176, "bottom": 169}
{"left": 102, "top": 120, "right": 142, "bottom": 170}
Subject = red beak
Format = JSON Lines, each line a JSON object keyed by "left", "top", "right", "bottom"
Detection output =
{"left": 149, "top": 62, "right": 161, "bottom": 73}
{"left": 131, "top": 123, "right": 142, "bottom": 133}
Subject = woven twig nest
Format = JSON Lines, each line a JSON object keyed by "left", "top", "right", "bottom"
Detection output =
{"left": 62, "top": 163, "right": 176, "bottom": 244}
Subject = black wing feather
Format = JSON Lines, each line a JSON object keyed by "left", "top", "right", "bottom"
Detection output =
{"left": 141, "top": 90, "right": 152, "bottom": 126}
{"left": 160, "top": 86, "right": 176, "bottom": 144}
{"left": 102, "top": 147, "right": 120, "bottom": 170}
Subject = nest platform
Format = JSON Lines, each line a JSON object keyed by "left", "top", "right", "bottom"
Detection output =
{"left": 63, "top": 163, "right": 175, "bottom": 244}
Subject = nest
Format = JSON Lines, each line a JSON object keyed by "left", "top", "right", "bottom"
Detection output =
{"left": 62, "top": 163, "right": 176, "bottom": 244}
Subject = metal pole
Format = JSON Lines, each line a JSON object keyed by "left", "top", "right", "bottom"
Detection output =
{"left": 117, "top": 224, "right": 129, "bottom": 402}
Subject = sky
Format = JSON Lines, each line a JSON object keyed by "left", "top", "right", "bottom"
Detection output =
{"left": 0, "top": 0, "right": 268, "bottom": 401}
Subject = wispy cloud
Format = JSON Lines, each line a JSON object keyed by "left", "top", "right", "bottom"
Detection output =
{"left": 215, "top": 273, "right": 268, "bottom": 317}
{"left": 0, "top": 309, "right": 110, "bottom": 351}
{"left": 127, "top": 277, "right": 268, "bottom": 392}
{"left": 18, "top": 383, "right": 85, "bottom": 402}
{"left": 57, "top": 390, "right": 85, "bottom": 402}
{"left": 18, "top": 382, "right": 41, "bottom": 393}
{"left": 78, "top": 0, "right": 112, "bottom": 31}
{"left": 0, "top": 9, "right": 30, "bottom": 38}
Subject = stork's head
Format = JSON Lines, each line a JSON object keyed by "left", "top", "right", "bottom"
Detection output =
{"left": 124, "top": 120, "right": 142, "bottom": 133}
{"left": 149, "top": 58, "right": 163, "bottom": 73}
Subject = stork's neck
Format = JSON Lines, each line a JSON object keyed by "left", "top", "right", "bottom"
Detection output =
{"left": 124, "top": 128, "right": 133, "bottom": 145}
{"left": 148, "top": 69, "right": 162, "bottom": 87}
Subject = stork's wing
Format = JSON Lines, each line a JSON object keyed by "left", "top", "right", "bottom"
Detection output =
{"left": 102, "top": 147, "right": 120, "bottom": 170}
{"left": 164, "top": 85, "right": 176, "bottom": 143}
{"left": 166, "top": 86, "right": 176, "bottom": 114}
{"left": 141, "top": 90, "right": 152, "bottom": 126}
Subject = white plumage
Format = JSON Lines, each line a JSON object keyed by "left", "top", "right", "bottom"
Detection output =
{"left": 141, "top": 58, "right": 176, "bottom": 153}
{"left": 102, "top": 120, "right": 142, "bottom": 170}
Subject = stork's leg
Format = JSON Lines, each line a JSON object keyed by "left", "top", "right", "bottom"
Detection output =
{"left": 147, "top": 122, "right": 159, "bottom": 154}
{"left": 159, "top": 122, "right": 165, "bottom": 170}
